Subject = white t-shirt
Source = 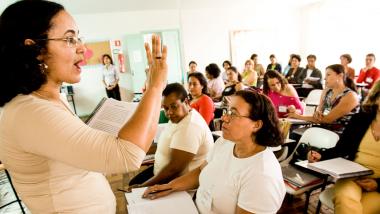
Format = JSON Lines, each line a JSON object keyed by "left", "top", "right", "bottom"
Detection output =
{"left": 196, "top": 138, "right": 286, "bottom": 214}
{"left": 154, "top": 110, "right": 214, "bottom": 175}
{"left": 207, "top": 76, "right": 225, "bottom": 98}
{"left": 0, "top": 95, "right": 145, "bottom": 213}
{"left": 102, "top": 64, "right": 119, "bottom": 86}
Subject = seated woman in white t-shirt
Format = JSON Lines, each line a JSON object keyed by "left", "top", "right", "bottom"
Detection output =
{"left": 143, "top": 90, "right": 286, "bottom": 214}
{"left": 129, "top": 83, "right": 214, "bottom": 187}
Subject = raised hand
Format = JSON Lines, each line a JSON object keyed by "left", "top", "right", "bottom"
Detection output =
{"left": 144, "top": 34, "right": 168, "bottom": 90}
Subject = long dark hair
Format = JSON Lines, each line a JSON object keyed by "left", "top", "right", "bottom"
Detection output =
{"left": 188, "top": 72, "right": 209, "bottom": 99}
{"left": 263, "top": 70, "right": 288, "bottom": 95}
{"left": 326, "top": 64, "right": 357, "bottom": 92}
{"left": 0, "top": 0, "right": 64, "bottom": 106}
{"left": 235, "top": 90, "right": 283, "bottom": 147}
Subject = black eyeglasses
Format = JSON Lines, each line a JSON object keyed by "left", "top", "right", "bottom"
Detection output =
{"left": 37, "top": 36, "right": 84, "bottom": 48}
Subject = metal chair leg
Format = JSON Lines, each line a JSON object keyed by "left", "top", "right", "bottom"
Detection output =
{"left": 303, "top": 190, "right": 311, "bottom": 214}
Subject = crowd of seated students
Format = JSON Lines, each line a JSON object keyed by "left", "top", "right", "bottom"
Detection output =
{"left": 307, "top": 80, "right": 380, "bottom": 214}
{"left": 263, "top": 70, "right": 304, "bottom": 118}
{"left": 137, "top": 52, "right": 380, "bottom": 213}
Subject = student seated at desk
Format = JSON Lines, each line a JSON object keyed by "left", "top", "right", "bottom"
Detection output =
{"left": 263, "top": 70, "right": 304, "bottom": 118}
{"left": 306, "top": 81, "right": 380, "bottom": 214}
{"left": 288, "top": 64, "right": 359, "bottom": 133}
{"left": 130, "top": 83, "right": 214, "bottom": 187}
{"left": 143, "top": 91, "right": 286, "bottom": 214}
{"left": 221, "top": 66, "right": 245, "bottom": 106}
{"left": 188, "top": 72, "right": 215, "bottom": 126}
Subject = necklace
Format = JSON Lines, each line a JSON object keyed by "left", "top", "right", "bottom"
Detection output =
{"left": 370, "top": 122, "right": 380, "bottom": 141}
{"left": 32, "top": 91, "right": 75, "bottom": 115}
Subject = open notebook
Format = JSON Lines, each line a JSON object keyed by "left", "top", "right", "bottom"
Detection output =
{"left": 307, "top": 157, "right": 373, "bottom": 179}
{"left": 125, "top": 187, "right": 198, "bottom": 214}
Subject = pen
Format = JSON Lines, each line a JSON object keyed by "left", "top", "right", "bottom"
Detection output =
{"left": 147, "top": 188, "right": 172, "bottom": 195}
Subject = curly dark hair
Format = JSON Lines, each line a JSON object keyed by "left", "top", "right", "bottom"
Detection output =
{"left": 0, "top": 0, "right": 64, "bottom": 106}
{"left": 188, "top": 72, "right": 209, "bottom": 98}
{"left": 234, "top": 90, "right": 283, "bottom": 147}
{"left": 205, "top": 63, "right": 221, "bottom": 79}
{"left": 263, "top": 70, "right": 288, "bottom": 95}
{"left": 102, "top": 54, "right": 114, "bottom": 65}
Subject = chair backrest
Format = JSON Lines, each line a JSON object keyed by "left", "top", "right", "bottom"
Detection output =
{"left": 304, "top": 89, "right": 322, "bottom": 106}
{"left": 280, "top": 127, "right": 339, "bottom": 166}
{"left": 299, "top": 127, "right": 339, "bottom": 149}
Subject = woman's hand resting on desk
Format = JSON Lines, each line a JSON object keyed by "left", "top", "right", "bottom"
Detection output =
{"left": 355, "top": 178, "right": 378, "bottom": 192}
{"left": 313, "top": 110, "right": 323, "bottom": 123}
{"left": 307, "top": 150, "right": 321, "bottom": 163}
{"left": 142, "top": 183, "right": 176, "bottom": 200}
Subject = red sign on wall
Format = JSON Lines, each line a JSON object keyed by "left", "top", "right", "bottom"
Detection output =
{"left": 114, "top": 40, "right": 121, "bottom": 47}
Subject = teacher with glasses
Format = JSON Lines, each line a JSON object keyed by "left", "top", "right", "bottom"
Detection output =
{"left": 0, "top": 1, "right": 167, "bottom": 213}
{"left": 143, "top": 91, "right": 286, "bottom": 214}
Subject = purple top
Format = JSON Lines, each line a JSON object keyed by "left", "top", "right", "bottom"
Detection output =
{"left": 268, "top": 91, "right": 304, "bottom": 118}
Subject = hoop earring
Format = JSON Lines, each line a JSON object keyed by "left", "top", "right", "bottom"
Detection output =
{"left": 39, "top": 63, "right": 48, "bottom": 74}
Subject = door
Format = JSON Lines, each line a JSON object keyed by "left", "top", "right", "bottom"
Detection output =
{"left": 123, "top": 34, "right": 147, "bottom": 93}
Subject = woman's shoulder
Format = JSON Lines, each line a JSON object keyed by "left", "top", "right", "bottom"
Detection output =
{"left": 200, "top": 94, "right": 213, "bottom": 102}
{"left": 283, "top": 84, "right": 298, "bottom": 97}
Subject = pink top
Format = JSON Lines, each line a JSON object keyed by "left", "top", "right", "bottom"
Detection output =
{"left": 190, "top": 95, "right": 215, "bottom": 125}
{"left": 268, "top": 91, "right": 304, "bottom": 118}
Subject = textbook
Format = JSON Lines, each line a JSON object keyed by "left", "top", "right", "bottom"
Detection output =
{"left": 125, "top": 187, "right": 198, "bottom": 214}
{"left": 86, "top": 98, "right": 138, "bottom": 136}
{"left": 307, "top": 157, "right": 374, "bottom": 179}
{"left": 282, "top": 165, "right": 323, "bottom": 190}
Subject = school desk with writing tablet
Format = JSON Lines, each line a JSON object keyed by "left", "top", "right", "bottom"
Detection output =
{"left": 125, "top": 187, "right": 197, "bottom": 214}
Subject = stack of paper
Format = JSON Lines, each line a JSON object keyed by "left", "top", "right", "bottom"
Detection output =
{"left": 282, "top": 165, "right": 323, "bottom": 190}
{"left": 125, "top": 187, "right": 198, "bottom": 214}
{"left": 307, "top": 157, "right": 373, "bottom": 179}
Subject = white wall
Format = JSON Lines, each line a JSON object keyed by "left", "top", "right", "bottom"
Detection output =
{"left": 180, "top": 2, "right": 302, "bottom": 72}
{"left": 299, "top": 0, "right": 380, "bottom": 75}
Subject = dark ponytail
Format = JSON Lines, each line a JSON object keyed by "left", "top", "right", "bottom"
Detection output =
{"left": 343, "top": 76, "right": 357, "bottom": 93}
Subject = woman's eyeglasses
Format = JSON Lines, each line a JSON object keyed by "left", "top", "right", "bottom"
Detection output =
{"left": 222, "top": 109, "right": 250, "bottom": 120}
{"left": 37, "top": 36, "right": 85, "bottom": 48}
